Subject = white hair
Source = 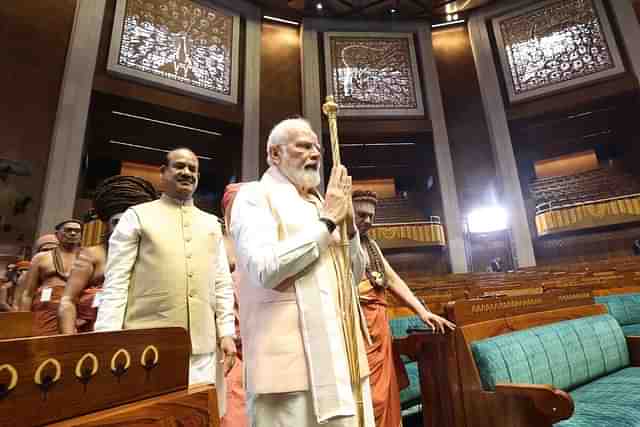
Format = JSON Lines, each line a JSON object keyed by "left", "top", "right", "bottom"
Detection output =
{"left": 266, "top": 118, "right": 315, "bottom": 166}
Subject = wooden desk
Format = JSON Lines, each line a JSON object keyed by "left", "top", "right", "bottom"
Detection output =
{"left": 0, "top": 311, "right": 33, "bottom": 339}
{"left": 0, "top": 327, "right": 208, "bottom": 427}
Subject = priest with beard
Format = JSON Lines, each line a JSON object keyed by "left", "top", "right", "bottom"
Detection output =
{"left": 353, "top": 190, "right": 455, "bottom": 427}
{"left": 230, "top": 118, "right": 375, "bottom": 427}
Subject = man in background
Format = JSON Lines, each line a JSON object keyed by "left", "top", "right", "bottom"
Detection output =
{"left": 20, "top": 220, "right": 82, "bottom": 335}
{"left": 58, "top": 175, "right": 157, "bottom": 334}
{"left": 353, "top": 190, "right": 455, "bottom": 427}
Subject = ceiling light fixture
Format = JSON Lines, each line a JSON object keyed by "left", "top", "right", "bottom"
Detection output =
{"left": 111, "top": 111, "right": 222, "bottom": 137}
{"left": 108, "top": 140, "right": 213, "bottom": 161}
{"left": 263, "top": 15, "right": 300, "bottom": 26}
{"left": 390, "top": 8, "right": 397, "bottom": 13}
{"left": 316, "top": 2, "right": 323, "bottom": 11}
{"left": 432, "top": 19, "right": 465, "bottom": 28}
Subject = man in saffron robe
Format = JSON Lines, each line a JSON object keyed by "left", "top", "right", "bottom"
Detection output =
{"left": 20, "top": 220, "right": 83, "bottom": 335}
{"left": 353, "top": 190, "right": 455, "bottom": 427}
{"left": 58, "top": 175, "right": 158, "bottom": 334}
{"left": 220, "top": 182, "right": 248, "bottom": 427}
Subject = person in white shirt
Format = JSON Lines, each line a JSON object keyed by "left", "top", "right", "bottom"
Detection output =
{"left": 230, "top": 118, "right": 375, "bottom": 427}
{"left": 94, "top": 148, "right": 236, "bottom": 393}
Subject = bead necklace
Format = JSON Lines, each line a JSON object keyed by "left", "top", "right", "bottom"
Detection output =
{"left": 363, "top": 235, "right": 387, "bottom": 289}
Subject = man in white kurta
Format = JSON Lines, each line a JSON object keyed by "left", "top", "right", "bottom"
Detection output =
{"left": 231, "top": 118, "right": 375, "bottom": 427}
{"left": 94, "top": 148, "right": 236, "bottom": 391}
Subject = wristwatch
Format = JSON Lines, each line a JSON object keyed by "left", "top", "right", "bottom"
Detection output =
{"left": 319, "top": 217, "right": 337, "bottom": 233}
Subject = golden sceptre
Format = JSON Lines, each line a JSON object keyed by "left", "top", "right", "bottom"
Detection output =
{"left": 322, "top": 95, "right": 365, "bottom": 427}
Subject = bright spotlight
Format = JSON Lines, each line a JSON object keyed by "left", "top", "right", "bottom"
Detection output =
{"left": 467, "top": 206, "right": 508, "bottom": 233}
{"left": 316, "top": 2, "right": 323, "bottom": 10}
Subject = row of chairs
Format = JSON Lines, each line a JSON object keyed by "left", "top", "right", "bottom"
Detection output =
{"left": 529, "top": 167, "right": 640, "bottom": 206}
{"left": 390, "top": 255, "right": 640, "bottom": 427}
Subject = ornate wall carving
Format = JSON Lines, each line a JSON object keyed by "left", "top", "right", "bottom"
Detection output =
{"left": 108, "top": 0, "right": 240, "bottom": 103}
{"left": 492, "top": 0, "right": 625, "bottom": 103}
{"left": 323, "top": 32, "right": 424, "bottom": 116}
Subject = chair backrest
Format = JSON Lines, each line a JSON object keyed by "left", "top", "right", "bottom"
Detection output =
{"left": 594, "top": 293, "right": 640, "bottom": 326}
{"left": 471, "top": 314, "right": 629, "bottom": 392}
{"left": 389, "top": 315, "right": 429, "bottom": 338}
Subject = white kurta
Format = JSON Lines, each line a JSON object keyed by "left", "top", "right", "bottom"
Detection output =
{"left": 231, "top": 167, "right": 374, "bottom": 427}
{"left": 94, "top": 200, "right": 235, "bottom": 385}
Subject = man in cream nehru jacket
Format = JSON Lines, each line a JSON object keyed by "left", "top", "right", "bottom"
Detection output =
{"left": 95, "top": 148, "right": 236, "bottom": 389}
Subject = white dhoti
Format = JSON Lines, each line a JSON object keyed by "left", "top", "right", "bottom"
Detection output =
{"left": 247, "top": 378, "right": 375, "bottom": 427}
{"left": 189, "top": 353, "right": 215, "bottom": 385}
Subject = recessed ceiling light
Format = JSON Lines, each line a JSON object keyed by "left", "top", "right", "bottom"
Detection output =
{"left": 390, "top": 8, "right": 397, "bottom": 13}
{"left": 316, "top": 2, "right": 323, "bottom": 10}
{"left": 263, "top": 15, "right": 300, "bottom": 26}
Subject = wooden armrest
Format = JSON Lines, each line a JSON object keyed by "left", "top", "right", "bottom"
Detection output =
{"left": 390, "top": 338, "right": 410, "bottom": 391}
{"left": 392, "top": 329, "right": 437, "bottom": 361}
{"left": 495, "top": 383, "right": 574, "bottom": 424}
{"left": 627, "top": 336, "right": 640, "bottom": 366}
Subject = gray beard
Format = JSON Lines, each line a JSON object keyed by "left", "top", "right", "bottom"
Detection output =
{"left": 279, "top": 161, "right": 321, "bottom": 191}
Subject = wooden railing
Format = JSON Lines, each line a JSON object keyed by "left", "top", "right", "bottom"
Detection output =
{"left": 370, "top": 218, "right": 446, "bottom": 248}
{"left": 535, "top": 192, "right": 640, "bottom": 236}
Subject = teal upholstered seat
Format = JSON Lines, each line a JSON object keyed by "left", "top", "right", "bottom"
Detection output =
{"left": 471, "top": 314, "right": 629, "bottom": 392}
{"left": 595, "top": 293, "right": 640, "bottom": 336}
{"left": 389, "top": 315, "right": 429, "bottom": 412}
{"left": 622, "top": 324, "right": 640, "bottom": 336}
{"left": 471, "top": 314, "right": 635, "bottom": 427}
{"left": 555, "top": 367, "right": 640, "bottom": 427}
{"left": 389, "top": 315, "right": 430, "bottom": 338}
{"left": 399, "top": 361, "right": 421, "bottom": 409}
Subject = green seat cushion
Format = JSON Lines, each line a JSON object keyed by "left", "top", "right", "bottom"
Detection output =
{"left": 389, "top": 315, "right": 430, "bottom": 338}
{"left": 471, "top": 314, "right": 629, "bottom": 392}
{"left": 555, "top": 367, "right": 640, "bottom": 427}
{"left": 622, "top": 324, "right": 640, "bottom": 336}
{"left": 400, "top": 361, "right": 421, "bottom": 409}
{"left": 595, "top": 293, "right": 640, "bottom": 326}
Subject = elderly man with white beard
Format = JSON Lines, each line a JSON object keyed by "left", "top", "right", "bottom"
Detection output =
{"left": 230, "top": 118, "right": 375, "bottom": 427}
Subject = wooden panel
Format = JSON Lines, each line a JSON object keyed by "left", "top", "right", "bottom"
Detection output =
{"left": 0, "top": 328, "right": 190, "bottom": 427}
{"left": 323, "top": 119, "right": 432, "bottom": 136}
{"left": 385, "top": 248, "right": 450, "bottom": 276}
{"left": 93, "top": 0, "right": 243, "bottom": 124}
{"left": 352, "top": 179, "right": 396, "bottom": 198}
{"left": 0, "top": 312, "right": 33, "bottom": 339}
{"left": 628, "top": 336, "right": 640, "bottom": 367}
{"left": 0, "top": 0, "right": 77, "bottom": 247}
{"left": 593, "top": 285, "right": 640, "bottom": 296}
{"left": 259, "top": 21, "right": 302, "bottom": 173}
{"left": 507, "top": 75, "right": 639, "bottom": 121}
{"left": 534, "top": 224, "right": 640, "bottom": 266}
{"left": 120, "top": 161, "right": 163, "bottom": 191}
{"left": 49, "top": 385, "right": 219, "bottom": 427}
{"left": 534, "top": 150, "right": 598, "bottom": 178}
{"left": 447, "top": 290, "right": 596, "bottom": 326}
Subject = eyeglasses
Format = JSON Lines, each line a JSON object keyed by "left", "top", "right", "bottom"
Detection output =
{"left": 292, "top": 142, "right": 325, "bottom": 156}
